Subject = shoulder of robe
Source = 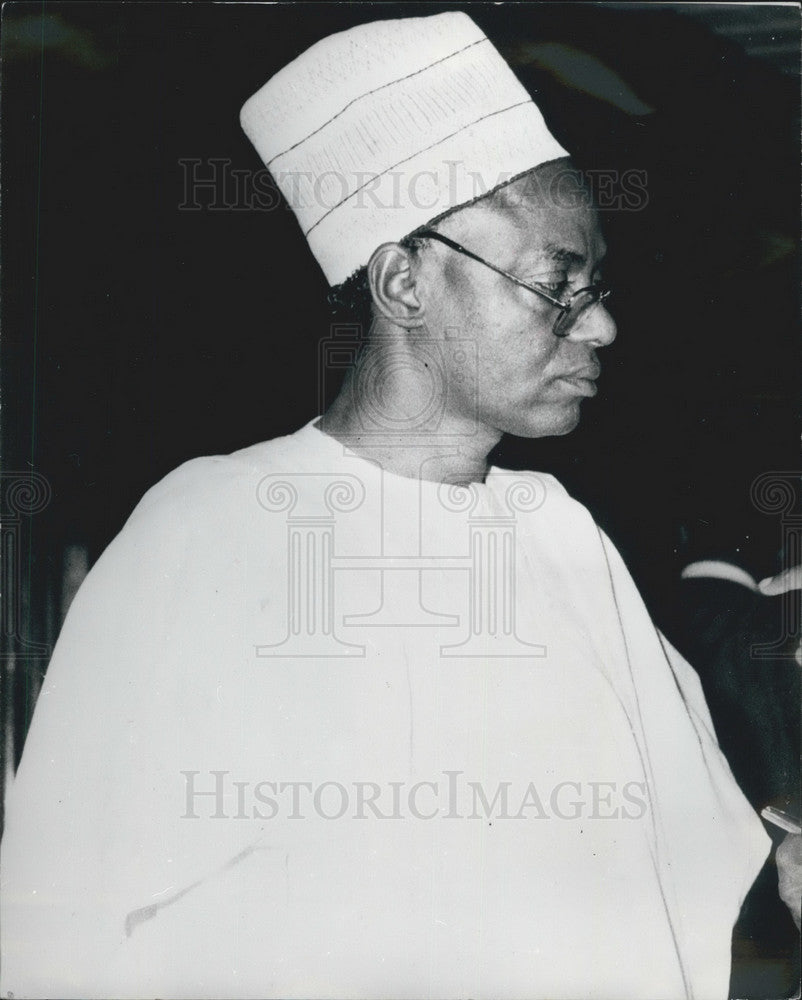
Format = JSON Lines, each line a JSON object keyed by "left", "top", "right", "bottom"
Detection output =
{"left": 530, "top": 469, "right": 570, "bottom": 499}
{"left": 492, "top": 466, "right": 569, "bottom": 495}
{"left": 493, "top": 466, "right": 589, "bottom": 524}
{"left": 124, "top": 430, "right": 302, "bottom": 533}
{"left": 57, "top": 431, "right": 306, "bottom": 637}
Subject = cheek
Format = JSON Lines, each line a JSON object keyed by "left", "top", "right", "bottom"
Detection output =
{"left": 436, "top": 275, "right": 485, "bottom": 337}
{"left": 483, "top": 319, "right": 562, "bottom": 386}
{"left": 430, "top": 279, "right": 560, "bottom": 389}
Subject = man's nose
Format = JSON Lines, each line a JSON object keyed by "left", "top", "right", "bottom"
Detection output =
{"left": 564, "top": 303, "right": 617, "bottom": 348}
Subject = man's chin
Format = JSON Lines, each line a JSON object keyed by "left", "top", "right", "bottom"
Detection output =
{"left": 503, "top": 403, "right": 582, "bottom": 440}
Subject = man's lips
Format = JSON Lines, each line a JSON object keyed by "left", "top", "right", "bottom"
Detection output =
{"left": 555, "top": 366, "right": 601, "bottom": 397}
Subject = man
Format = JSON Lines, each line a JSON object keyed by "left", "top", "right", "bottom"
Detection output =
{"left": 0, "top": 11, "right": 774, "bottom": 999}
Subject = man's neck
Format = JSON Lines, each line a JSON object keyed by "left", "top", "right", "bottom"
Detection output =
{"left": 318, "top": 347, "right": 500, "bottom": 486}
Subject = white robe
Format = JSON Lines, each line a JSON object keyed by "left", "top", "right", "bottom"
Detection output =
{"left": 0, "top": 418, "right": 769, "bottom": 999}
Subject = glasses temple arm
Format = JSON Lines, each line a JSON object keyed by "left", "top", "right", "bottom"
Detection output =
{"left": 416, "top": 230, "right": 570, "bottom": 310}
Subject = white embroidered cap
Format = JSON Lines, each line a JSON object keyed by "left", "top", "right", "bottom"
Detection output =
{"left": 240, "top": 11, "right": 569, "bottom": 286}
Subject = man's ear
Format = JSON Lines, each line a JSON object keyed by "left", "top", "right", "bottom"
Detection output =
{"left": 366, "top": 243, "right": 425, "bottom": 328}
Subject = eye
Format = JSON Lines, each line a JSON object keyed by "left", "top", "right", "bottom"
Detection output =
{"left": 528, "top": 269, "right": 567, "bottom": 285}
{"left": 534, "top": 277, "right": 570, "bottom": 298}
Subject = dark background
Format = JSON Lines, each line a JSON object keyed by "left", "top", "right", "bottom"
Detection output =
{"left": 2, "top": 0, "right": 798, "bottom": 761}
{"left": 1, "top": 3, "right": 799, "bottom": 995}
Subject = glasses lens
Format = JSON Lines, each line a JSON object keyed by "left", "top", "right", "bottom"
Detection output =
{"left": 553, "top": 287, "right": 610, "bottom": 337}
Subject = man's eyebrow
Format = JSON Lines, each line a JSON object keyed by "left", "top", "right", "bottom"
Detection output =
{"left": 527, "top": 243, "right": 608, "bottom": 269}
{"left": 539, "top": 243, "right": 587, "bottom": 267}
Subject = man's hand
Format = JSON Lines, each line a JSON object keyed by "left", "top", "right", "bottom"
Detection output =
{"left": 776, "top": 833, "right": 802, "bottom": 930}
{"left": 758, "top": 565, "right": 802, "bottom": 597}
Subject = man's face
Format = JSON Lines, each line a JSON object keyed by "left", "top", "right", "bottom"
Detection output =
{"left": 416, "top": 161, "right": 616, "bottom": 440}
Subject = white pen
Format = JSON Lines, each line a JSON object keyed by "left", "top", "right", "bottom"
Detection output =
{"left": 761, "top": 806, "right": 802, "bottom": 835}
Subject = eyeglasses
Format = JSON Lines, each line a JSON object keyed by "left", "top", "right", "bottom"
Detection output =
{"left": 416, "top": 229, "right": 612, "bottom": 339}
